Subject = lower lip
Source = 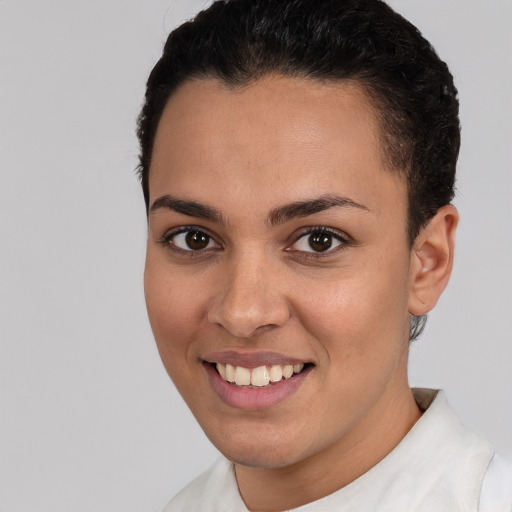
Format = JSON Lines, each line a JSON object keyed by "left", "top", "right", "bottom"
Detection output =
{"left": 204, "top": 363, "right": 313, "bottom": 410}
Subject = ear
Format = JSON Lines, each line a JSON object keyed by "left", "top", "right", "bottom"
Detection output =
{"left": 408, "top": 205, "right": 459, "bottom": 316}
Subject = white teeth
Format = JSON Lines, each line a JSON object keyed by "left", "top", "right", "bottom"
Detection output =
{"left": 225, "top": 363, "right": 236, "bottom": 383}
{"left": 251, "top": 366, "right": 270, "bottom": 387}
{"left": 282, "top": 364, "right": 294, "bottom": 379}
{"left": 269, "top": 365, "right": 283, "bottom": 382}
{"left": 234, "top": 366, "right": 251, "bottom": 386}
{"left": 216, "top": 363, "right": 226, "bottom": 380}
{"left": 216, "top": 362, "right": 306, "bottom": 386}
{"left": 293, "top": 363, "right": 304, "bottom": 374}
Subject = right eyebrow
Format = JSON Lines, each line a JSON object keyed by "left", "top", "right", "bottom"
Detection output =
{"left": 268, "top": 194, "right": 370, "bottom": 226}
{"left": 149, "top": 195, "right": 224, "bottom": 224}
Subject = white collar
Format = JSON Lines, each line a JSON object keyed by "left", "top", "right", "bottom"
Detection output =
{"left": 169, "top": 389, "right": 495, "bottom": 511}
{"left": 290, "top": 389, "right": 494, "bottom": 511}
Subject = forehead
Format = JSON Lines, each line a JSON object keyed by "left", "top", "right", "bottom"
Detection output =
{"left": 149, "top": 76, "right": 405, "bottom": 218}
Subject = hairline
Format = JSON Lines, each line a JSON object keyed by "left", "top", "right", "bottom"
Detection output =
{"left": 145, "top": 71, "right": 414, "bottom": 240}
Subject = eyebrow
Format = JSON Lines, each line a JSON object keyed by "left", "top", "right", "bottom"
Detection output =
{"left": 149, "top": 193, "right": 369, "bottom": 226}
{"left": 150, "top": 195, "right": 224, "bottom": 224}
{"left": 268, "top": 194, "right": 370, "bottom": 226}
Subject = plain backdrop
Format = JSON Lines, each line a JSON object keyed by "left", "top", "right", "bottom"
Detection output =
{"left": 0, "top": 1, "right": 510, "bottom": 511}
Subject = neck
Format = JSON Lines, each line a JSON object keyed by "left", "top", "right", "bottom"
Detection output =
{"left": 235, "top": 384, "right": 422, "bottom": 512}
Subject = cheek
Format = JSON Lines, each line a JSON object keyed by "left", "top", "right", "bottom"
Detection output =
{"left": 144, "top": 255, "right": 206, "bottom": 369}
{"left": 296, "top": 256, "right": 411, "bottom": 358}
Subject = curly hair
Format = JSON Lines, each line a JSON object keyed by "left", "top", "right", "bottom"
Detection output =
{"left": 137, "top": 0, "right": 460, "bottom": 339}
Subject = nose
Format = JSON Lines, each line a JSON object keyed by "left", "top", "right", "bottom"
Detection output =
{"left": 207, "top": 254, "right": 291, "bottom": 339}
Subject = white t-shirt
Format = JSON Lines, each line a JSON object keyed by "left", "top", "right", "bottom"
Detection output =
{"left": 163, "top": 389, "right": 512, "bottom": 511}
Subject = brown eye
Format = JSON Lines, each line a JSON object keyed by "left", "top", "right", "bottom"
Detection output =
{"left": 185, "top": 230, "right": 210, "bottom": 250}
{"left": 289, "top": 228, "right": 347, "bottom": 254}
{"left": 308, "top": 232, "right": 332, "bottom": 252}
{"left": 167, "top": 229, "right": 218, "bottom": 252}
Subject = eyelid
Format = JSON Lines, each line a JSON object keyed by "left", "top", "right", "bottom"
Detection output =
{"left": 159, "top": 225, "right": 222, "bottom": 254}
{"left": 286, "top": 226, "right": 352, "bottom": 256}
{"left": 158, "top": 224, "right": 351, "bottom": 258}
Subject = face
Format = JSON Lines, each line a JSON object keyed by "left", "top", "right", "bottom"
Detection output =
{"left": 144, "top": 76, "right": 416, "bottom": 469}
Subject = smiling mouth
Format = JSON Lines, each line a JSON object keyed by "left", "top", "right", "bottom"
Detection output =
{"left": 212, "top": 362, "right": 312, "bottom": 388}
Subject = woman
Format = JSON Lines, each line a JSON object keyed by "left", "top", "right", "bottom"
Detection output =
{"left": 137, "top": 0, "right": 512, "bottom": 510}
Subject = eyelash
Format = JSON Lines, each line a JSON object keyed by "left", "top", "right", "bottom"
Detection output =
{"left": 159, "top": 226, "right": 221, "bottom": 258}
{"left": 287, "top": 226, "right": 352, "bottom": 258}
{"left": 159, "top": 226, "right": 351, "bottom": 258}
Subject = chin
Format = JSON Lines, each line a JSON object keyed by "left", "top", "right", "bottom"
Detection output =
{"left": 203, "top": 419, "right": 313, "bottom": 469}
{"left": 221, "top": 444, "right": 303, "bottom": 469}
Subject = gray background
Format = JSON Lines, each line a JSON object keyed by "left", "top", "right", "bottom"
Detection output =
{"left": 0, "top": 1, "right": 510, "bottom": 511}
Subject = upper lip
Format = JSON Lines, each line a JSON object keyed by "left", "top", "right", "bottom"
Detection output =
{"left": 203, "top": 350, "right": 311, "bottom": 368}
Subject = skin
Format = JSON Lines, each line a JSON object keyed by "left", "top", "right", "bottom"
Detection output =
{"left": 144, "top": 76, "right": 458, "bottom": 511}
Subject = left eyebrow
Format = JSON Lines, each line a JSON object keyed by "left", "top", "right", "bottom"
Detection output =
{"left": 268, "top": 194, "right": 370, "bottom": 226}
{"left": 149, "top": 195, "right": 224, "bottom": 224}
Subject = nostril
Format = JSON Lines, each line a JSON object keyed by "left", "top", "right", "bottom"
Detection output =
{"left": 208, "top": 300, "right": 291, "bottom": 339}
{"left": 208, "top": 307, "right": 283, "bottom": 339}
{"left": 206, "top": 266, "right": 292, "bottom": 338}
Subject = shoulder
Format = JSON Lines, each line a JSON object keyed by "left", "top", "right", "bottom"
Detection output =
{"left": 162, "top": 457, "right": 248, "bottom": 512}
{"left": 479, "top": 454, "right": 512, "bottom": 512}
